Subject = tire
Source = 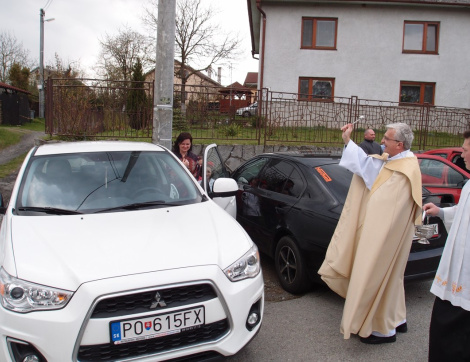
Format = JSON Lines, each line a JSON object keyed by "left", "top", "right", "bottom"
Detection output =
{"left": 274, "top": 236, "right": 310, "bottom": 294}
{"left": 243, "top": 111, "right": 251, "bottom": 117}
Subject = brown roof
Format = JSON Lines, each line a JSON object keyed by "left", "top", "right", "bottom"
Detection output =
{"left": 218, "top": 81, "right": 253, "bottom": 95}
{"left": 244, "top": 72, "right": 258, "bottom": 87}
{"left": 0, "top": 82, "right": 30, "bottom": 94}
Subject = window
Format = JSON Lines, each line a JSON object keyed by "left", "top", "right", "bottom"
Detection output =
{"left": 301, "top": 18, "right": 337, "bottom": 49}
{"left": 299, "top": 78, "right": 335, "bottom": 101}
{"left": 400, "top": 81, "right": 435, "bottom": 105}
{"left": 419, "top": 158, "right": 465, "bottom": 187}
{"left": 283, "top": 168, "right": 304, "bottom": 198}
{"left": 403, "top": 21, "right": 439, "bottom": 54}
{"left": 262, "top": 159, "right": 293, "bottom": 194}
{"left": 234, "top": 157, "right": 269, "bottom": 186}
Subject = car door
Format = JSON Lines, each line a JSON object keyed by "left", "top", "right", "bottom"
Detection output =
{"left": 254, "top": 159, "right": 303, "bottom": 254}
{"left": 418, "top": 157, "right": 467, "bottom": 202}
{"left": 202, "top": 143, "right": 237, "bottom": 217}
{"left": 232, "top": 156, "right": 271, "bottom": 245}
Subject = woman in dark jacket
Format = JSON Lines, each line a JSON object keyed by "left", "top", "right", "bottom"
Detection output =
{"left": 172, "top": 132, "right": 200, "bottom": 179}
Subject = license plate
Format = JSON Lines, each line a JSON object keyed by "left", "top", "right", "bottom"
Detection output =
{"left": 110, "top": 306, "right": 205, "bottom": 345}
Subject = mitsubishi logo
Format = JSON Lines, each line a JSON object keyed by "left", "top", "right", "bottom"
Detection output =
{"left": 150, "top": 292, "right": 167, "bottom": 309}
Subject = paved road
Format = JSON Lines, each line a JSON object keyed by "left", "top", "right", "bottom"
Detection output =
{"left": 228, "top": 257, "right": 434, "bottom": 362}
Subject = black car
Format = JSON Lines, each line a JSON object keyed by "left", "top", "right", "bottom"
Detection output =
{"left": 231, "top": 152, "right": 452, "bottom": 294}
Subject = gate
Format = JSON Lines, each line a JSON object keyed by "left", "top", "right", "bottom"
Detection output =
{"left": 45, "top": 78, "right": 154, "bottom": 138}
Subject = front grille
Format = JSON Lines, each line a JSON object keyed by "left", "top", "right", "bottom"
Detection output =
{"left": 91, "top": 284, "right": 217, "bottom": 319}
{"left": 77, "top": 319, "right": 229, "bottom": 361}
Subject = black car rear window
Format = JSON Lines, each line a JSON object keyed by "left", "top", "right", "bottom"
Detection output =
{"left": 311, "top": 163, "right": 353, "bottom": 201}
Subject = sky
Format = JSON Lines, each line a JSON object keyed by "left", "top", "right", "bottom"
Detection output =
{"left": 1, "top": 0, "right": 259, "bottom": 86}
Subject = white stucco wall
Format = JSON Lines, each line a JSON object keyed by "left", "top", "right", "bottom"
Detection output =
{"left": 259, "top": 3, "right": 470, "bottom": 109}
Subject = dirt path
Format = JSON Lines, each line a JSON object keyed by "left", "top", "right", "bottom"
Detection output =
{"left": 0, "top": 130, "right": 45, "bottom": 205}
{"left": 0, "top": 129, "right": 45, "bottom": 165}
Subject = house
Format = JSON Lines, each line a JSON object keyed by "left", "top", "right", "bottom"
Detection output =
{"left": 0, "top": 82, "right": 31, "bottom": 125}
{"left": 29, "top": 66, "right": 55, "bottom": 90}
{"left": 243, "top": 72, "right": 258, "bottom": 102}
{"left": 247, "top": 0, "right": 470, "bottom": 109}
{"left": 145, "top": 60, "right": 222, "bottom": 96}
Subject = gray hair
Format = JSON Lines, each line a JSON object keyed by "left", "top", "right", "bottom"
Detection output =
{"left": 386, "top": 123, "right": 414, "bottom": 150}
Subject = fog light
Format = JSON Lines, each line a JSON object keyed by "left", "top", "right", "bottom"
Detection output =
{"left": 7, "top": 337, "right": 46, "bottom": 362}
{"left": 245, "top": 299, "right": 262, "bottom": 331}
{"left": 247, "top": 312, "right": 259, "bottom": 326}
{"left": 23, "top": 355, "right": 40, "bottom": 362}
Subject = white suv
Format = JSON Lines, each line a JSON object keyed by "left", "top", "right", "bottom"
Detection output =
{"left": 0, "top": 141, "right": 263, "bottom": 361}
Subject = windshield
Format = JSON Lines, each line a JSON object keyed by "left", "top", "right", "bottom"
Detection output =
{"left": 16, "top": 151, "right": 202, "bottom": 215}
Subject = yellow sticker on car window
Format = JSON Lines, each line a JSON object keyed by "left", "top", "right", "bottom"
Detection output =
{"left": 315, "top": 167, "right": 332, "bottom": 182}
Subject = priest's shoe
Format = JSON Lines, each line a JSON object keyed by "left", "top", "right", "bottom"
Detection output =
{"left": 396, "top": 323, "right": 408, "bottom": 333}
{"left": 360, "top": 334, "right": 396, "bottom": 344}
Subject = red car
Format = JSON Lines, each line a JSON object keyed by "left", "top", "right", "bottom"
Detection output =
{"left": 417, "top": 153, "right": 470, "bottom": 203}
{"left": 422, "top": 147, "right": 468, "bottom": 172}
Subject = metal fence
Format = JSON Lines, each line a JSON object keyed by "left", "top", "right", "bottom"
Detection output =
{"left": 45, "top": 79, "right": 470, "bottom": 149}
{"left": 261, "top": 90, "right": 470, "bottom": 149}
{"left": 45, "top": 78, "right": 154, "bottom": 139}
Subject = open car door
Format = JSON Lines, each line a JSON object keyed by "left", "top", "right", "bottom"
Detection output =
{"left": 202, "top": 144, "right": 237, "bottom": 218}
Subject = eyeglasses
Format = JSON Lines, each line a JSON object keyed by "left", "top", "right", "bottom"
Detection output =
{"left": 382, "top": 135, "right": 401, "bottom": 143}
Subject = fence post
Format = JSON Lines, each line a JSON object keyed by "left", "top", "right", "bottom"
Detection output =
{"left": 418, "top": 104, "right": 430, "bottom": 150}
{"left": 261, "top": 88, "right": 269, "bottom": 147}
{"left": 45, "top": 77, "right": 53, "bottom": 135}
{"left": 349, "top": 96, "right": 360, "bottom": 143}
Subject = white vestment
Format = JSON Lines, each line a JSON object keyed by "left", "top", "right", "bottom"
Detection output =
{"left": 430, "top": 180, "right": 470, "bottom": 311}
{"left": 340, "top": 140, "right": 414, "bottom": 190}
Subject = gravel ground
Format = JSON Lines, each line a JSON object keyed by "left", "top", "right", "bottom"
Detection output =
{"left": 0, "top": 131, "right": 297, "bottom": 302}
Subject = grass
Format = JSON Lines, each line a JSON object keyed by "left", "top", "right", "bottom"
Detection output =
{"left": 0, "top": 118, "right": 46, "bottom": 151}
{"left": 0, "top": 119, "right": 47, "bottom": 178}
{"left": 0, "top": 128, "right": 22, "bottom": 149}
{"left": 0, "top": 153, "right": 28, "bottom": 178}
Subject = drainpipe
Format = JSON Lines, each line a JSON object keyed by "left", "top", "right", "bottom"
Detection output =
{"left": 255, "top": 0, "right": 266, "bottom": 94}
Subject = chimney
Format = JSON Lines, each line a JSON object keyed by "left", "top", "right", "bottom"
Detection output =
{"left": 217, "top": 67, "right": 222, "bottom": 84}
{"left": 207, "top": 67, "right": 212, "bottom": 79}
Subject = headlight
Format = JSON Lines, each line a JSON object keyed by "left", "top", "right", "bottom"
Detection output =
{"left": 224, "top": 244, "right": 261, "bottom": 282}
{"left": 0, "top": 268, "right": 73, "bottom": 313}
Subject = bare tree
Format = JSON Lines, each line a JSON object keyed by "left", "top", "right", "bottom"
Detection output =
{"left": 0, "top": 31, "right": 31, "bottom": 83}
{"left": 48, "top": 53, "right": 84, "bottom": 79}
{"left": 96, "top": 26, "right": 153, "bottom": 82}
{"left": 143, "top": 0, "right": 241, "bottom": 86}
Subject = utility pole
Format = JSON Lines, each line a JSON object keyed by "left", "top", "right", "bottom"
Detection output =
{"left": 39, "top": 8, "right": 45, "bottom": 119}
{"left": 152, "top": 0, "right": 176, "bottom": 149}
{"left": 39, "top": 8, "right": 54, "bottom": 119}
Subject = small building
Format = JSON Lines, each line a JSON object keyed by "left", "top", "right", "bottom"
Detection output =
{"left": 0, "top": 82, "right": 31, "bottom": 126}
{"left": 218, "top": 82, "right": 255, "bottom": 113}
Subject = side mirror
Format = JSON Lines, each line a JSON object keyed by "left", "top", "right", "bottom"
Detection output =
{"left": 210, "top": 178, "right": 237, "bottom": 198}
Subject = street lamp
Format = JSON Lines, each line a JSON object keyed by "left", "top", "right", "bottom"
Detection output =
{"left": 39, "top": 8, "right": 54, "bottom": 119}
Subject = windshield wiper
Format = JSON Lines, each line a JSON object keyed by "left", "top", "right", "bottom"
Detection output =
{"left": 94, "top": 200, "right": 179, "bottom": 213}
{"left": 17, "top": 206, "right": 83, "bottom": 215}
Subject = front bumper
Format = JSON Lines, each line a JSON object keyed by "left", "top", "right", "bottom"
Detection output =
{"left": 0, "top": 265, "right": 264, "bottom": 361}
